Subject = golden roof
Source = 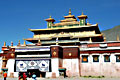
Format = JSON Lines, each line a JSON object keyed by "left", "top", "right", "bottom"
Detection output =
{"left": 60, "top": 18, "right": 77, "bottom": 22}
{"left": 78, "top": 12, "right": 87, "bottom": 19}
{"left": 45, "top": 16, "right": 55, "bottom": 22}
{"left": 24, "top": 37, "right": 52, "bottom": 41}
{"left": 64, "top": 9, "right": 76, "bottom": 19}
{"left": 53, "top": 21, "right": 79, "bottom": 26}
{"left": 29, "top": 24, "right": 98, "bottom": 32}
{"left": 72, "top": 34, "right": 103, "bottom": 38}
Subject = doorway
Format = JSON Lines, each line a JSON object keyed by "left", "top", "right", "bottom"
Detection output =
{"left": 27, "top": 69, "right": 46, "bottom": 78}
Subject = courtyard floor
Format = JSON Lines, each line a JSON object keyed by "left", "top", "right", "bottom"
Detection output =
{"left": 1, "top": 77, "right": 120, "bottom": 80}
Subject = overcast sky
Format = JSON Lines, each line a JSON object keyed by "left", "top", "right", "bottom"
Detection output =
{"left": 0, "top": 0, "right": 120, "bottom": 51}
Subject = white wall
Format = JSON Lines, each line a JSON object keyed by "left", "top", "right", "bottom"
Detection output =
{"left": 0, "top": 57, "right": 2, "bottom": 72}
{"left": 51, "top": 58, "right": 59, "bottom": 77}
{"left": 6, "top": 59, "right": 18, "bottom": 77}
{"left": 80, "top": 53, "right": 120, "bottom": 77}
{"left": 63, "top": 59, "right": 79, "bottom": 77}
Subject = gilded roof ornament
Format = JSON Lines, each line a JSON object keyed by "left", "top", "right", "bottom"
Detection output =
{"left": 82, "top": 11, "right": 84, "bottom": 15}
{"left": 18, "top": 40, "right": 20, "bottom": 46}
{"left": 50, "top": 16, "right": 52, "bottom": 18}
{"left": 69, "top": 8, "right": 71, "bottom": 15}
{"left": 45, "top": 16, "right": 55, "bottom": 22}
{"left": 11, "top": 41, "right": 13, "bottom": 46}
{"left": 23, "top": 40, "right": 26, "bottom": 46}
{"left": 89, "top": 37, "right": 92, "bottom": 43}
{"left": 3, "top": 42, "right": 6, "bottom": 47}
{"left": 37, "top": 38, "right": 41, "bottom": 46}
{"left": 77, "top": 11, "right": 88, "bottom": 19}
{"left": 104, "top": 36, "right": 106, "bottom": 42}
{"left": 117, "top": 35, "right": 119, "bottom": 41}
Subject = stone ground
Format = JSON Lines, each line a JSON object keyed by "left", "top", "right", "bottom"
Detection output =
{"left": 1, "top": 77, "right": 120, "bottom": 80}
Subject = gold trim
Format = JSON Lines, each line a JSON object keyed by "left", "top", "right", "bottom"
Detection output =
{"left": 29, "top": 24, "right": 98, "bottom": 31}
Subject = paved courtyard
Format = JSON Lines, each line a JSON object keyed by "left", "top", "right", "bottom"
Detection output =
{"left": 1, "top": 77, "right": 120, "bottom": 80}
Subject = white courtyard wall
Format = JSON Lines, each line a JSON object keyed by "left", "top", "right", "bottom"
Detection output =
{"left": 80, "top": 53, "right": 120, "bottom": 77}
{"left": 63, "top": 59, "right": 79, "bottom": 77}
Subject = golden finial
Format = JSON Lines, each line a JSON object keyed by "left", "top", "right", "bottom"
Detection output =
{"left": 38, "top": 39, "right": 40, "bottom": 44}
{"left": 3, "top": 42, "right": 6, "bottom": 47}
{"left": 50, "top": 16, "right": 52, "bottom": 18}
{"left": 11, "top": 41, "right": 13, "bottom": 46}
{"left": 23, "top": 40, "right": 26, "bottom": 46}
{"left": 117, "top": 35, "right": 119, "bottom": 41}
{"left": 37, "top": 38, "right": 41, "bottom": 46}
{"left": 104, "top": 36, "right": 106, "bottom": 42}
{"left": 89, "top": 37, "right": 92, "bottom": 43}
{"left": 18, "top": 40, "right": 20, "bottom": 46}
{"left": 69, "top": 8, "right": 71, "bottom": 15}
{"left": 82, "top": 11, "right": 84, "bottom": 15}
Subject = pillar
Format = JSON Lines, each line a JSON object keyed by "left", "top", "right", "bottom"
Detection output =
{"left": 50, "top": 45, "right": 60, "bottom": 78}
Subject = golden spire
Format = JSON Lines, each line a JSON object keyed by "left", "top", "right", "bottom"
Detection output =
{"left": 18, "top": 40, "right": 20, "bottom": 46}
{"left": 37, "top": 38, "right": 41, "bottom": 46}
{"left": 69, "top": 8, "right": 71, "bottom": 15}
{"left": 38, "top": 39, "right": 40, "bottom": 44}
{"left": 3, "top": 42, "right": 6, "bottom": 47}
{"left": 23, "top": 40, "right": 26, "bottom": 46}
{"left": 82, "top": 11, "right": 84, "bottom": 15}
{"left": 104, "top": 36, "right": 106, "bottom": 42}
{"left": 117, "top": 35, "right": 119, "bottom": 41}
{"left": 50, "top": 16, "right": 52, "bottom": 18}
{"left": 89, "top": 37, "right": 92, "bottom": 43}
{"left": 11, "top": 41, "right": 13, "bottom": 46}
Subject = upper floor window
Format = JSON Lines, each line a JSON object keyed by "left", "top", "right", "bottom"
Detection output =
{"left": 93, "top": 55, "right": 99, "bottom": 62}
{"left": 82, "top": 55, "right": 88, "bottom": 63}
{"left": 104, "top": 55, "right": 110, "bottom": 62}
{"left": 116, "top": 55, "right": 120, "bottom": 62}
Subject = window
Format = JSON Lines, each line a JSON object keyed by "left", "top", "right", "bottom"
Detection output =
{"left": 104, "top": 55, "right": 110, "bottom": 62}
{"left": 82, "top": 55, "right": 88, "bottom": 63}
{"left": 116, "top": 55, "right": 120, "bottom": 62}
{"left": 93, "top": 55, "right": 99, "bottom": 62}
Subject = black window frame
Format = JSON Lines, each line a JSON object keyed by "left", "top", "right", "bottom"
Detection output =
{"left": 116, "top": 55, "right": 120, "bottom": 62}
{"left": 82, "top": 55, "right": 88, "bottom": 63}
{"left": 104, "top": 55, "right": 110, "bottom": 62}
{"left": 93, "top": 55, "right": 99, "bottom": 62}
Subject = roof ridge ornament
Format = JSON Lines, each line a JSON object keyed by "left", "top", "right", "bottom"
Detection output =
{"left": 3, "top": 42, "right": 6, "bottom": 47}
{"left": 89, "top": 37, "right": 92, "bottom": 43}
{"left": 23, "top": 40, "right": 26, "bottom": 46}
{"left": 82, "top": 11, "right": 84, "bottom": 15}
{"left": 104, "top": 35, "right": 106, "bottom": 42}
{"left": 50, "top": 16, "right": 52, "bottom": 19}
{"left": 11, "top": 41, "right": 13, "bottom": 47}
{"left": 117, "top": 35, "right": 119, "bottom": 41}
{"left": 37, "top": 38, "right": 41, "bottom": 46}
{"left": 18, "top": 40, "right": 21, "bottom": 46}
{"left": 69, "top": 8, "right": 71, "bottom": 15}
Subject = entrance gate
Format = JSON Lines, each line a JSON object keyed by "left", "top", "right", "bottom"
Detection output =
{"left": 15, "top": 59, "right": 50, "bottom": 77}
{"left": 27, "top": 69, "right": 46, "bottom": 77}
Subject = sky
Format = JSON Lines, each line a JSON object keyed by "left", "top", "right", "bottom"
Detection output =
{"left": 0, "top": 0, "right": 120, "bottom": 51}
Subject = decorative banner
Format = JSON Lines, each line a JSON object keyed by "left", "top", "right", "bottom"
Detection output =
{"left": 28, "top": 61, "right": 38, "bottom": 69}
{"left": 38, "top": 60, "right": 49, "bottom": 72}
{"left": 16, "top": 61, "right": 27, "bottom": 72}
{"left": 16, "top": 59, "right": 50, "bottom": 72}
